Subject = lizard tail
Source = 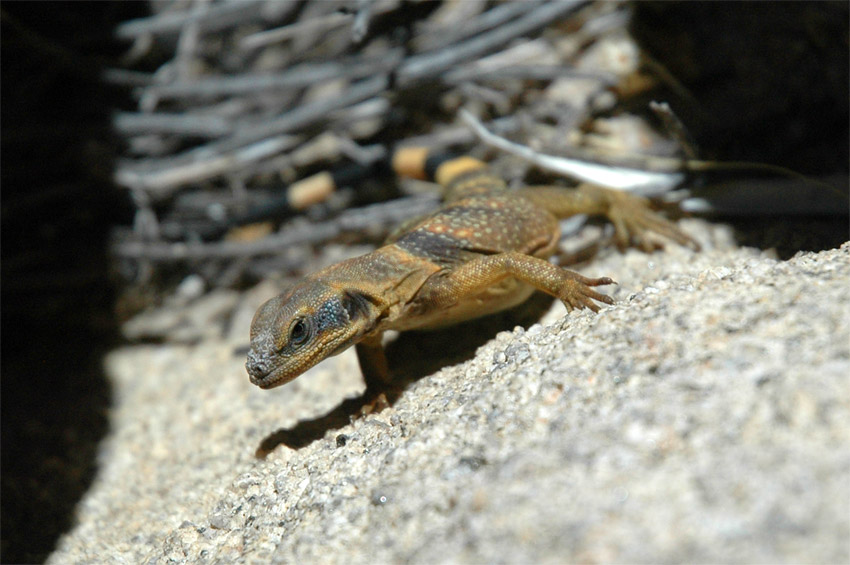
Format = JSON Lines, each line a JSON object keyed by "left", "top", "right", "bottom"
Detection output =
{"left": 393, "top": 147, "right": 505, "bottom": 200}
{"left": 392, "top": 147, "right": 487, "bottom": 186}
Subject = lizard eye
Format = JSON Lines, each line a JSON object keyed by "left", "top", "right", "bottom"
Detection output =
{"left": 289, "top": 318, "right": 310, "bottom": 347}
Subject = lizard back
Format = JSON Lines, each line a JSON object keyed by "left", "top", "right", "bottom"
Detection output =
{"left": 394, "top": 190, "right": 560, "bottom": 266}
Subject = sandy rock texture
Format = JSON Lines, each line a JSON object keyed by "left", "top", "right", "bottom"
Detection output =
{"left": 49, "top": 221, "right": 850, "bottom": 564}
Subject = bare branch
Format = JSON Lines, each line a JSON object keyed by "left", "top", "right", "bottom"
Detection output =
{"left": 144, "top": 52, "right": 403, "bottom": 101}
{"left": 238, "top": 12, "right": 354, "bottom": 52}
{"left": 113, "top": 112, "right": 232, "bottom": 138}
{"left": 413, "top": 1, "right": 540, "bottom": 52}
{"left": 115, "top": 0, "right": 268, "bottom": 39}
{"left": 398, "top": 1, "right": 586, "bottom": 84}
{"left": 112, "top": 195, "right": 440, "bottom": 261}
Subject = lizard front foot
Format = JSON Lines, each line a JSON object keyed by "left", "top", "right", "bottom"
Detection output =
{"left": 559, "top": 273, "right": 616, "bottom": 313}
{"left": 353, "top": 385, "right": 403, "bottom": 420}
{"left": 357, "top": 391, "right": 390, "bottom": 418}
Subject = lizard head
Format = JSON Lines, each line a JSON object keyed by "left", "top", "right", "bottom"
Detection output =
{"left": 245, "top": 281, "right": 377, "bottom": 389}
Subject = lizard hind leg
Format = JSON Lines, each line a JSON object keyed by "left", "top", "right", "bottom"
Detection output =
{"left": 428, "top": 251, "right": 615, "bottom": 314}
{"left": 520, "top": 184, "right": 699, "bottom": 251}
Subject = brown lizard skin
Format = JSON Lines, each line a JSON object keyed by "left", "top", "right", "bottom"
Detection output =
{"left": 246, "top": 148, "right": 697, "bottom": 405}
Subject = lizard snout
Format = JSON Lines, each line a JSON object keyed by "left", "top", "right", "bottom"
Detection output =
{"left": 245, "top": 349, "right": 273, "bottom": 384}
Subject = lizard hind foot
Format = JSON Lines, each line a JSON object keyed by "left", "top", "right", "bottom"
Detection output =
{"left": 572, "top": 184, "right": 699, "bottom": 252}
{"left": 608, "top": 196, "right": 700, "bottom": 252}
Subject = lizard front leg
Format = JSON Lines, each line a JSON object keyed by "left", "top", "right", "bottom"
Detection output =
{"left": 354, "top": 333, "right": 399, "bottom": 415}
{"left": 355, "top": 333, "right": 390, "bottom": 389}
{"left": 521, "top": 184, "right": 699, "bottom": 251}
{"left": 424, "top": 252, "right": 615, "bottom": 313}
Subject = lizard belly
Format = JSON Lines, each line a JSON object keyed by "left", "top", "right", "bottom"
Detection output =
{"left": 391, "top": 276, "right": 536, "bottom": 331}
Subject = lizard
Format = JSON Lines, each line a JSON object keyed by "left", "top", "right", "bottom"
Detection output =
{"left": 245, "top": 147, "right": 697, "bottom": 409}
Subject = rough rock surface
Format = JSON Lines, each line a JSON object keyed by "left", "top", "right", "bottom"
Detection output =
{"left": 49, "top": 221, "right": 850, "bottom": 564}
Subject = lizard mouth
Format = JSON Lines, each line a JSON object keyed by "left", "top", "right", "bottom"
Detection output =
{"left": 253, "top": 377, "right": 279, "bottom": 389}
{"left": 248, "top": 367, "right": 285, "bottom": 389}
{"left": 246, "top": 354, "right": 301, "bottom": 389}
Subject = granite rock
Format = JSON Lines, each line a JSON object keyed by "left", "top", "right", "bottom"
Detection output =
{"left": 48, "top": 222, "right": 850, "bottom": 564}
